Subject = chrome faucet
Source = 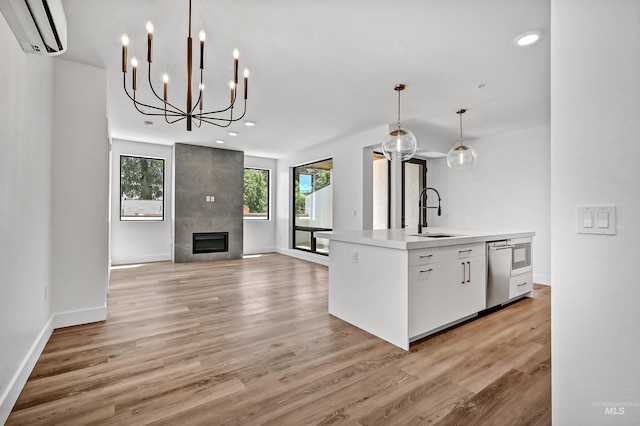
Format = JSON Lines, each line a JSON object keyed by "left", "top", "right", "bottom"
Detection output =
{"left": 418, "top": 187, "right": 442, "bottom": 234}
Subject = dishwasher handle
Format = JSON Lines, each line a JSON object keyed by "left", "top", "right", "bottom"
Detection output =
{"left": 492, "top": 245, "right": 515, "bottom": 251}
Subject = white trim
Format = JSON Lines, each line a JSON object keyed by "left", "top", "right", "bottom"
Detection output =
{"left": 52, "top": 306, "right": 107, "bottom": 329}
{"left": 243, "top": 247, "right": 276, "bottom": 255}
{"left": 0, "top": 317, "right": 54, "bottom": 424}
{"left": 276, "top": 247, "right": 329, "bottom": 266}
{"left": 110, "top": 254, "right": 171, "bottom": 266}
{"left": 534, "top": 274, "right": 551, "bottom": 286}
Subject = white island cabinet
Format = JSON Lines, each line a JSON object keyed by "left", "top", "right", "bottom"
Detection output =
{"left": 316, "top": 228, "right": 534, "bottom": 350}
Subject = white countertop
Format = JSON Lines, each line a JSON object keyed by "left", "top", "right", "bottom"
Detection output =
{"left": 316, "top": 227, "right": 535, "bottom": 250}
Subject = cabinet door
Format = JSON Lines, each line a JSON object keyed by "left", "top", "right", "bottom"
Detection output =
{"left": 440, "top": 256, "right": 486, "bottom": 325}
{"left": 408, "top": 264, "right": 445, "bottom": 338}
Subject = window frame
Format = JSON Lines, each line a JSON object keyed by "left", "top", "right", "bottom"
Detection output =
{"left": 119, "top": 154, "right": 165, "bottom": 222}
{"left": 243, "top": 167, "right": 271, "bottom": 221}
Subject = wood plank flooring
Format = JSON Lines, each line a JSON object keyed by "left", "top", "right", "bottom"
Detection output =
{"left": 8, "top": 253, "right": 550, "bottom": 425}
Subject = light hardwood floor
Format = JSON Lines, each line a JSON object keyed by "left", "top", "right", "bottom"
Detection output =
{"left": 8, "top": 253, "right": 550, "bottom": 425}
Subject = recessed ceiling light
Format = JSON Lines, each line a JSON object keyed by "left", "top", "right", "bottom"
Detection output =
{"left": 244, "top": 121, "right": 256, "bottom": 127}
{"left": 228, "top": 131, "right": 238, "bottom": 136}
{"left": 215, "top": 140, "right": 225, "bottom": 144}
{"left": 144, "top": 120, "right": 154, "bottom": 127}
{"left": 515, "top": 31, "right": 541, "bottom": 46}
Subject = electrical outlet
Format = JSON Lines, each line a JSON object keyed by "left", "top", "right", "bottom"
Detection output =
{"left": 351, "top": 251, "right": 358, "bottom": 263}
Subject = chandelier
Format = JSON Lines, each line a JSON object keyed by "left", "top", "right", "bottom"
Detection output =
{"left": 120, "top": 0, "right": 249, "bottom": 131}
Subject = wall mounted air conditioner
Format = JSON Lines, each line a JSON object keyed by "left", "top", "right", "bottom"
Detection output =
{"left": 0, "top": 0, "right": 67, "bottom": 56}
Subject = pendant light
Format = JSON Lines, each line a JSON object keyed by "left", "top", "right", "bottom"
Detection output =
{"left": 447, "top": 108, "right": 477, "bottom": 169}
{"left": 381, "top": 84, "right": 417, "bottom": 161}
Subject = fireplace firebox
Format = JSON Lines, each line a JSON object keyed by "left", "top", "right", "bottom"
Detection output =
{"left": 192, "top": 232, "right": 229, "bottom": 254}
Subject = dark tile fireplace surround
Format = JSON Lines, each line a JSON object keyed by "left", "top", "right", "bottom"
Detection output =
{"left": 174, "top": 144, "right": 243, "bottom": 262}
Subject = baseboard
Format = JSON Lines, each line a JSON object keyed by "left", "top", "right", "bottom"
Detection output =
{"left": 243, "top": 247, "right": 276, "bottom": 255}
{"left": 0, "top": 317, "right": 54, "bottom": 425}
{"left": 275, "top": 248, "right": 329, "bottom": 266}
{"left": 52, "top": 306, "right": 107, "bottom": 329}
{"left": 110, "top": 253, "right": 171, "bottom": 266}
{"left": 534, "top": 274, "right": 551, "bottom": 286}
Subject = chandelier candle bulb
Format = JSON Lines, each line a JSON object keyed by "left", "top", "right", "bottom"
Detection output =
{"left": 162, "top": 74, "right": 168, "bottom": 102}
{"left": 233, "top": 48, "right": 239, "bottom": 85}
{"left": 243, "top": 68, "right": 249, "bottom": 99}
{"left": 146, "top": 21, "right": 153, "bottom": 63}
{"left": 131, "top": 57, "right": 138, "bottom": 91}
{"left": 198, "top": 30, "right": 205, "bottom": 69}
{"left": 121, "top": 34, "right": 128, "bottom": 73}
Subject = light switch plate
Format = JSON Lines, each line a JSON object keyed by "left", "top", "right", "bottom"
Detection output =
{"left": 577, "top": 205, "right": 616, "bottom": 235}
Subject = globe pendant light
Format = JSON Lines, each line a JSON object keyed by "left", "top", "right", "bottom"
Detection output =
{"left": 382, "top": 84, "right": 417, "bottom": 161}
{"left": 447, "top": 108, "right": 477, "bottom": 170}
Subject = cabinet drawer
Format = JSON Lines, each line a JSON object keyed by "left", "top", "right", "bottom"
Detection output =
{"left": 409, "top": 242, "right": 485, "bottom": 266}
{"left": 509, "top": 272, "right": 533, "bottom": 298}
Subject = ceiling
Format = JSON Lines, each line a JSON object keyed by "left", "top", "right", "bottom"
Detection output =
{"left": 60, "top": 0, "right": 550, "bottom": 159}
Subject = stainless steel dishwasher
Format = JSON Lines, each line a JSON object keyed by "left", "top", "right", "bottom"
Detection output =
{"left": 486, "top": 237, "right": 533, "bottom": 309}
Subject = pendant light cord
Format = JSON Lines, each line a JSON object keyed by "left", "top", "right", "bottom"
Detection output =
{"left": 397, "top": 88, "right": 402, "bottom": 129}
{"left": 457, "top": 108, "right": 466, "bottom": 146}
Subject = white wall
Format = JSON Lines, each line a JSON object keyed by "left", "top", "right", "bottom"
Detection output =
{"left": 0, "top": 18, "right": 55, "bottom": 422}
{"left": 0, "top": 34, "right": 109, "bottom": 423}
{"left": 551, "top": 1, "right": 640, "bottom": 424}
{"left": 275, "top": 126, "right": 387, "bottom": 263}
{"left": 50, "top": 58, "right": 109, "bottom": 324}
{"left": 110, "top": 139, "right": 173, "bottom": 264}
{"left": 427, "top": 124, "right": 551, "bottom": 284}
{"left": 243, "top": 155, "right": 277, "bottom": 254}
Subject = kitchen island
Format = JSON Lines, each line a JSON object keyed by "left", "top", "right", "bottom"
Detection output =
{"left": 316, "top": 228, "right": 535, "bottom": 350}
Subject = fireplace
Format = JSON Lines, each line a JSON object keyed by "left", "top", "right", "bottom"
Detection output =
{"left": 192, "top": 232, "right": 229, "bottom": 254}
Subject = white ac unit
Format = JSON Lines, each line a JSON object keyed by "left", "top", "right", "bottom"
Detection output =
{"left": 0, "top": 0, "right": 67, "bottom": 56}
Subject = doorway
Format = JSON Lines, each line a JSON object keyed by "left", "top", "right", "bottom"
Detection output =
{"left": 372, "top": 154, "right": 426, "bottom": 230}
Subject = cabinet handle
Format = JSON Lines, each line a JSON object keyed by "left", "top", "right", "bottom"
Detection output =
{"left": 458, "top": 249, "right": 473, "bottom": 254}
{"left": 461, "top": 262, "right": 465, "bottom": 284}
{"left": 466, "top": 261, "right": 471, "bottom": 283}
{"left": 517, "top": 282, "right": 528, "bottom": 287}
{"left": 419, "top": 254, "right": 433, "bottom": 259}
{"left": 419, "top": 268, "right": 433, "bottom": 273}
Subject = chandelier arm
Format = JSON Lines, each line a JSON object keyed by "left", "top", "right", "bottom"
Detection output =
{"left": 190, "top": 89, "right": 204, "bottom": 115}
{"left": 194, "top": 116, "right": 235, "bottom": 127}
{"left": 123, "top": 73, "right": 186, "bottom": 116}
{"left": 146, "top": 66, "right": 185, "bottom": 114}
{"left": 126, "top": 89, "right": 185, "bottom": 117}
{"left": 196, "top": 88, "right": 239, "bottom": 115}
{"left": 131, "top": 98, "right": 185, "bottom": 117}
{"left": 164, "top": 109, "right": 187, "bottom": 124}
{"left": 196, "top": 100, "right": 247, "bottom": 122}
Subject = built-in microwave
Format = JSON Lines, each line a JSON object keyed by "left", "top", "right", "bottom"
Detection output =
{"left": 510, "top": 237, "right": 532, "bottom": 275}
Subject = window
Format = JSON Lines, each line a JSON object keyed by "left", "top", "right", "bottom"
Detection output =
{"left": 120, "top": 155, "right": 164, "bottom": 221}
{"left": 243, "top": 168, "right": 270, "bottom": 219}
{"left": 293, "top": 159, "right": 333, "bottom": 255}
